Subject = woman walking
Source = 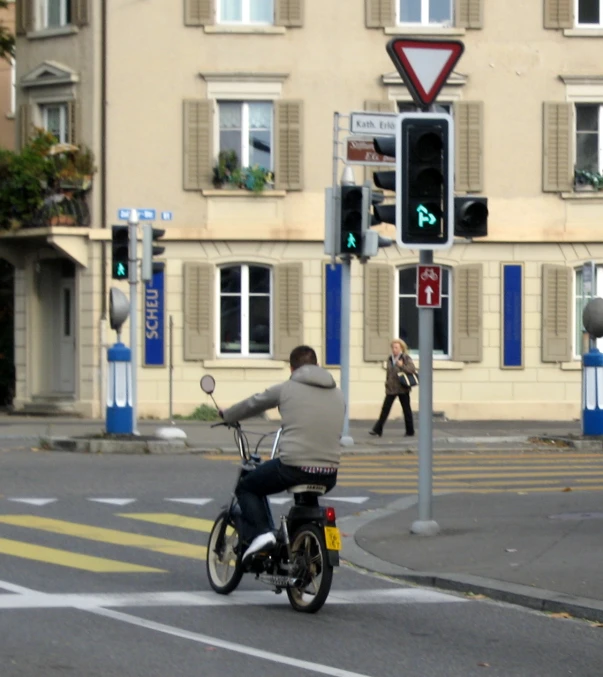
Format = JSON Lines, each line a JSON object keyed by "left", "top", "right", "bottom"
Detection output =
{"left": 369, "top": 338, "right": 416, "bottom": 438}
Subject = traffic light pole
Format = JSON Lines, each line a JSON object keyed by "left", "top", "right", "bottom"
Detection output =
{"left": 411, "top": 249, "right": 440, "bottom": 535}
{"left": 128, "top": 210, "right": 139, "bottom": 435}
{"left": 340, "top": 255, "right": 353, "bottom": 446}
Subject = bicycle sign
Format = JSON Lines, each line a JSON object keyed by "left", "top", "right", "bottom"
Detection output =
{"left": 417, "top": 265, "right": 442, "bottom": 308}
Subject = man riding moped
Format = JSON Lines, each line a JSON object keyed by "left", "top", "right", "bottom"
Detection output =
{"left": 220, "top": 345, "right": 345, "bottom": 563}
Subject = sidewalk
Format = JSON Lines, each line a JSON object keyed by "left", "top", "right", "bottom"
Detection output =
{"left": 0, "top": 413, "right": 584, "bottom": 452}
{"left": 347, "top": 491, "right": 603, "bottom": 623}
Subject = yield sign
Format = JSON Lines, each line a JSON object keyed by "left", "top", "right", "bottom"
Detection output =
{"left": 386, "top": 38, "right": 464, "bottom": 108}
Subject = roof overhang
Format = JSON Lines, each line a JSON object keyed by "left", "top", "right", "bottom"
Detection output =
{"left": 0, "top": 227, "right": 89, "bottom": 268}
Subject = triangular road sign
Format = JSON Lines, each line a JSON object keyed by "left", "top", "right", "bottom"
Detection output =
{"left": 386, "top": 38, "right": 464, "bottom": 108}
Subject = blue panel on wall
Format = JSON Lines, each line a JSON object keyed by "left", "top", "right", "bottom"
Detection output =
{"left": 325, "top": 264, "right": 342, "bottom": 367}
{"left": 503, "top": 264, "right": 523, "bottom": 368}
{"left": 143, "top": 264, "right": 165, "bottom": 367}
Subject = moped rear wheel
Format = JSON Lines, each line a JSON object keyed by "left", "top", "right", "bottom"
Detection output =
{"left": 206, "top": 510, "right": 244, "bottom": 594}
{"left": 286, "top": 524, "right": 333, "bottom": 613}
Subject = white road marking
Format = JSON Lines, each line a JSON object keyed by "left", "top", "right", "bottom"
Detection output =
{"left": 7, "top": 498, "right": 57, "bottom": 506}
{"left": 87, "top": 499, "right": 136, "bottom": 506}
{"left": 329, "top": 497, "right": 369, "bottom": 504}
{"left": 165, "top": 498, "right": 213, "bottom": 506}
{"left": 269, "top": 498, "right": 291, "bottom": 505}
{"left": 0, "top": 587, "right": 466, "bottom": 610}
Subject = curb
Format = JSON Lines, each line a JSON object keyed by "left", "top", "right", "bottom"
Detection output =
{"left": 339, "top": 497, "right": 603, "bottom": 624}
{"left": 41, "top": 436, "right": 189, "bottom": 455}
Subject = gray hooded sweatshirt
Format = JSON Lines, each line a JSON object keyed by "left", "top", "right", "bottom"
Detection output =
{"left": 222, "top": 365, "right": 345, "bottom": 468}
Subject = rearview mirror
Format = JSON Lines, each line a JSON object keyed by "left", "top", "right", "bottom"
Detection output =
{"left": 200, "top": 375, "right": 215, "bottom": 395}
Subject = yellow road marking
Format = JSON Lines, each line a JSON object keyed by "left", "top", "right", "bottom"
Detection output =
{"left": 119, "top": 513, "right": 215, "bottom": 532}
{"left": 338, "top": 470, "right": 603, "bottom": 480}
{"left": 371, "top": 486, "right": 603, "bottom": 494}
{"left": 0, "top": 516, "right": 207, "bottom": 560}
{"left": 338, "top": 477, "right": 603, "bottom": 487}
{"left": 0, "top": 537, "right": 164, "bottom": 573}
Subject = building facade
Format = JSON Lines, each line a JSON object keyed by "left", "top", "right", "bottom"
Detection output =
{"left": 0, "top": 0, "right": 15, "bottom": 148}
{"left": 1, "top": 0, "right": 603, "bottom": 421}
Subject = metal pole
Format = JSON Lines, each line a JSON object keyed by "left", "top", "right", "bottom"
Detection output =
{"left": 340, "top": 256, "right": 353, "bottom": 445}
{"left": 128, "top": 209, "right": 139, "bottom": 435}
{"left": 331, "top": 112, "right": 340, "bottom": 270}
{"left": 411, "top": 249, "right": 440, "bottom": 535}
{"left": 169, "top": 314, "right": 174, "bottom": 423}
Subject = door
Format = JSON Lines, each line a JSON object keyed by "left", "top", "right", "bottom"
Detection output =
{"left": 59, "top": 278, "right": 75, "bottom": 392}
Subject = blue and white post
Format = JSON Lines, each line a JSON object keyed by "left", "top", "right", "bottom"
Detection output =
{"left": 106, "top": 342, "right": 133, "bottom": 434}
{"left": 581, "top": 297, "right": 603, "bottom": 436}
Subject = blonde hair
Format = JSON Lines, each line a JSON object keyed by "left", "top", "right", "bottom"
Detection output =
{"left": 391, "top": 338, "right": 408, "bottom": 353}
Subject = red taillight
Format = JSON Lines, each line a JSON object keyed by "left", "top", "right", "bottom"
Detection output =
{"left": 326, "top": 506, "right": 336, "bottom": 523}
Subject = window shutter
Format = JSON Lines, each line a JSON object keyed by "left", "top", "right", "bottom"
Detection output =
{"left": 364, "top": 100, "right": 396, "bottom": 183}
{"left": 274, "top": 263, "right": 304, "bottom": 361}
{"left": 275, "top": 101, "right": 303, "bottom": 191}
{"left": 184, "top": 0, "right": 214, "bottom": 26}
{"left": 541, "top": 264, "right": 572, "bottom": 363}
{"left": 183, "top": 262, "right": 214, "bottom": 361}
{"left": 364, "top": 264, "right": 393, "bottom": 361}
{"left": 544, "top": 0, "right": 573, "bottom": 28}
{"left": 455, "top": 0, "right": 483, "bottom": 28}
{"left": 453, "top": 264, "right": 482, "bottom": 362}
{"left": 72, "top": 0, "right": 89, "bottom": 27}
{"left": 543, "top": 102, "right": 573, "bottom": 193}
{"left": 275, "top": 0, "right": 304, "bottom": 27}
{"left": 183, "top": 100, "right": 212, "bottom": 191}
{"left": 66, "top": 101, "right": 80, "bottom": 145}
{"left": 18, "top": 104, "right": 32, "bottom": 150}
{"left": 365, "top": 0, "right": 395, "bottom": 28}
{"left": 455, "top": 101, "right": 483, "bottom": 193}
{"left": 16, "top": 0, "right": 33, "bottom": 35}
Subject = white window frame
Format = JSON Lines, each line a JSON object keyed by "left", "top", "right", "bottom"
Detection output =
{"left": 44, "top": 0, "right": 70, "bottom": 29}
{"left": 40, "top": 102, "right": 68, "bottom": 143}
{"left": 396, "top": 0, "right": 453, "bottom": 27}
{"left": 575, "top": 103, "right": 603, "bottom": 173}
{"left": 217, "top": 0, "right": 274, "bottom": 25}
{"left": 217, "top": 100, "right": 274, "bottom": 169}
{"left": 574, "top": 264, "right": 603, "bottom": 357}
{"left": 216, "top": 263, "right": 273, "bottom": 358}
{"left": 10, "top": 59, "right": 16, "bottom": 115}
{"left": 395, "top": 265, "right": 452, "bottom": 359}
{"left": 575, "top": 0, "right": 603, "bottom": 27}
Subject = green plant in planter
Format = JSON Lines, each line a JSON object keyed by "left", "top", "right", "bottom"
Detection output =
{"left": 213, "top": 150, "right": 239, "bottom": 187}
{"left": 574, "top": 168, "right": 603, "bottom": 190}
{"left": 244, "top": 165, "right": 274, "bottom": 193}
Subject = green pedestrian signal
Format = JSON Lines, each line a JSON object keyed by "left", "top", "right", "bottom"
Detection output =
{"left": 111, "top": 225, "right": 129, "bottom": 280}
{"left": 115, "top": 262, "right": 127, "bottom": 279}
{"left": 339, "top": 185, "right": 364, "bottom": 255}
{"left": 346, "top": 233, "right": 358, "bottom": 250}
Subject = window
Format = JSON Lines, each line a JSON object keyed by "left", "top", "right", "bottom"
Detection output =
{"left": 575, "top": 104, "right": 602, "bottom": 174}
{"left": 218, "top": 0, "right": 274, "bottom": 24}
{"left": 399, "top": 102, "right": 452, "bottom": 114}
{"left": 41, "top": 103, "right": 68, "bottom": 143}
{"left": 219, "top": 265, "right": 272, "bottom": 356}
{"left": 398, "top": 0, "right": 453, "bottom": 26}
{"left": 398, "top": 266, "right": 451, "bottom": 356}
{"left": 577, "top": 0, "right": 602, "bottom": 25}
{"left": 575, "top": 265, "right": 603, "bottom": 355}
{"left": 45, "top": 0, "right": 72, "bottom": 28}
{"left": 219, "top": 101, "right": 273, "bottom": 170}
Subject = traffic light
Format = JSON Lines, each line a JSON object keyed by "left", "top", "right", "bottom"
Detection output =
{"left": 361, "top": 184, "right": 393, "bottom": 258}
{"left": 339, "top": 184, "right": 366, "bottom": 255}
{"left": 454, "top": 197, "right": 488, "bottom": 239}
{"left": 142, "top": 224, "right": 166, "bottom": 281}
{"left": 372, "top": 136, "right": 396, "bottom": 226}
{"left": 399, "top": 112, "right": 453, "bottom": 250}
{"left": 111, "top": 225, "right": 129, "bottom": 280}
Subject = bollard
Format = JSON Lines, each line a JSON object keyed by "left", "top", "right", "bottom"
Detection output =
{"left": 582, "top": 347, "right": 603, "bottom": 436}
{"left": 106, "top": 342, "right": 133, "bottom": 435}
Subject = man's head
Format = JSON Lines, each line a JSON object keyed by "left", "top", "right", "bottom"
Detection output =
{"left": 289, "top": 345, "right": 318, "bottom": 373}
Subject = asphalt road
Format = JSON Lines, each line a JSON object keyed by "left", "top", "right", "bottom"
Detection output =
{"left": 0, "top": 443, "right": 601, "bottom": 676}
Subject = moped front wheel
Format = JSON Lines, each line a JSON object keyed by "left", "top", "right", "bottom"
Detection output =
{"left": 206, "top": 510, "right": 244, "bottom": 594}
{"left": 286, "top": 524, "right": 333, "bottom": 613}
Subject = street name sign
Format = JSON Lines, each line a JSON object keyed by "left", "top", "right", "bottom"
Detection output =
{"left": 417, "top": 265, "right": 442, "bottom": 308}
{"left": 386, "top": 38, "right": 464, "bottom": 109}
{"left": 345, "top": 137, "right": 396, "bottom": 166}
{"left": 350, "top": 112, "right": 397, "bottom": 136}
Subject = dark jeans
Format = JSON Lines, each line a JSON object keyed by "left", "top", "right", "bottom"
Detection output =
{"left": 373, "top": 393, "right": 414, "bottom": 435}
{"left": 235, "top": 458, "right": 337, "bottom": 544}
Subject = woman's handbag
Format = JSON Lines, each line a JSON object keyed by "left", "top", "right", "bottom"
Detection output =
{"left": 398, "top": 371, "right": 419, "bottom": 388}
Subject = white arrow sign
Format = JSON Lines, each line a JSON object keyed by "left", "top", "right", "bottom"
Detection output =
{"left": 425, "top": 286, "right": 433, "bottom": 305}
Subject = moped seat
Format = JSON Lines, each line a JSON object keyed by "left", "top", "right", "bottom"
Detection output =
{"left": 287, "top": 484, "right": 327, "bottom": 495}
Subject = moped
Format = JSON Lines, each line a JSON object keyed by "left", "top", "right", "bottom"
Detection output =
{"left": 201, "top": 375, "right": 341, "bottom": 614}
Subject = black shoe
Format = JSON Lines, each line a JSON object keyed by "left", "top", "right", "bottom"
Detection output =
{"left": 405, "top": 432, "right": 414, "bottom": 437}
{"left": 369, "top": 430, "right": 382, "bottom": 437}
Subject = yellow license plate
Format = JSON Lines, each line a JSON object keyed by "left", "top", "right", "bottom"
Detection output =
{"left": 324, "top": 526, "right": 341, "bottom": 551}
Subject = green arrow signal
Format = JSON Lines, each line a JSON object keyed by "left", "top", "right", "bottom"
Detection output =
{"left": 417, "top": 204, "right": 437, "bottom": 228}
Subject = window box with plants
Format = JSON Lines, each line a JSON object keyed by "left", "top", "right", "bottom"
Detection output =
{"left": 574, "top": 168, "right": 603, "bottom": 192}
{"left": 0, "top": 129, "right": 97, "bottom": 230}
{"left": 212, "top": 150, "right": 274, "bottom": 194}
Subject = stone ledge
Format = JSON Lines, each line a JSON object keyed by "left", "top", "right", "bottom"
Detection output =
{"left": 40, "top": 436, "right": 189, "bottom": 455}
{"left": 532, "top": 435, "right": 603, "bottom": 451}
